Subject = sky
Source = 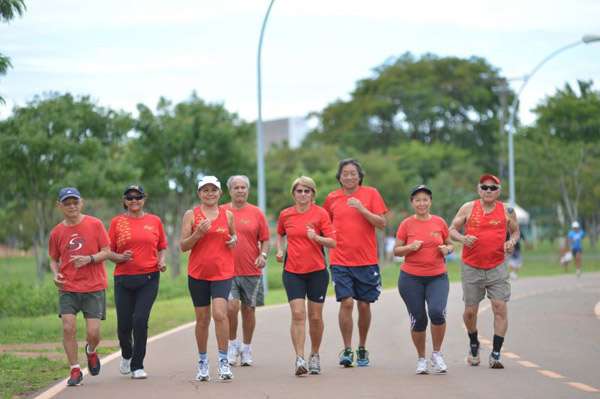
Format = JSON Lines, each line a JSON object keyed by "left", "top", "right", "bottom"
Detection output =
{"left": 0, "top": 0, "right": 599, "bottom": 125}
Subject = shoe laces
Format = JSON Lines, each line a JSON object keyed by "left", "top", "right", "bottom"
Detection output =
{"left": 70, "top": 368, "right": 81, "bottom": 379}
{"left": 87, "top": 352, "right": 99, "bottom": 367}
{"left": 357, "top": 347, "right": 368, "bottom": 359}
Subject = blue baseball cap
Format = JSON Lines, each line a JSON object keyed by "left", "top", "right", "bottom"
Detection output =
{"left": 58, "top": 187, "right": 81, "bottom": 202}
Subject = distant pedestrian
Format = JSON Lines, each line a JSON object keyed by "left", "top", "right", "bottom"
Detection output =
{"left": 48, "top": 187, "right": 111, "bottom": 386}
{"left": 449, "top": 174, "right": 520, "bottom": 369}
{"left": 180, "top": 176, "right": 237, "bottom": 381}
{"left": 567, "top": 221, "right": 585, "bottom": 277}
{"left": 108, "top": 185, "right": 168, "bottom": 379}
{"left": 276, "top": 176, "right": 336, "bottom": 376}
{"left": 394, "top": 185, "right": 453, "bottom": 374}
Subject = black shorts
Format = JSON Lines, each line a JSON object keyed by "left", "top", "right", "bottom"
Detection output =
{"left": 282, "top": 269, "right": 329, "bottom": 303}
{"left": 188, "top": 276, "right": 232, "bottom": 307}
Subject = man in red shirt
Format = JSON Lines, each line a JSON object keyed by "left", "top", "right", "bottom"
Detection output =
{"left": 323, "top": 159, "right": 388, "bottom": 367}
{"left": 224, "top": 175, "right": 270, "bottom": 367}
{"left": 48, "top": 187, "right": 111, "bottom": 386}
{"left": 449, "top": 174, "right": 520, "bottom": 369}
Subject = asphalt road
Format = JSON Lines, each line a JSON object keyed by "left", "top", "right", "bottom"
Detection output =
{"left": 37, "top": 272, "right": 600, "bottom": 399}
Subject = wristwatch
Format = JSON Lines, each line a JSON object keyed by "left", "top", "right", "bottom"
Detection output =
{"left": 261, "top": 252, "right": 268, "bottom": 259}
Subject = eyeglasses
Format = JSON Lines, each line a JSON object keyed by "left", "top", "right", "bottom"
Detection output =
{"left": 125, "top": 195, "right": 145, "bottom": 201}
{"left": 480, "top": 184, "right": 500, "bottom": 192}
{"left": 295, "top": 189, "right": 312, "bottom": 194}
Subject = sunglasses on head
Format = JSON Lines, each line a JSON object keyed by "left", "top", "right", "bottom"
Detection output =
{"left": 125, "top": 194, "right": 145, "bottom": 201}
{"left": 480, "top": 184, "right": 499, "bottom": 191}
{"left": 295, "top": 189, "right": 312, "bottom": 194}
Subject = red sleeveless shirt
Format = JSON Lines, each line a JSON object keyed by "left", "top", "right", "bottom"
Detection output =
{"left": 188, "top": 206, "right": 234, "bottom": 281}
{"left": 462, "top": 200, "right": 506, "bottom": 270}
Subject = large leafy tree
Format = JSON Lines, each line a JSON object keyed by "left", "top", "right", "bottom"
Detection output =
{"left": 133, "top": 93, "right": 253, "bottom": 275}
{"left": 307, "top": 53, "right": 511, "bottom": 169}
{"left": 0, "top": 93, "right": 133, "bottom": 280}
{"left": 0, "top": 0, "right": 26, "bottom": 104}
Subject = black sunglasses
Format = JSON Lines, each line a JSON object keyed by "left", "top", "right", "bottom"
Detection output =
{"left": 480, "top": 184, "right": 499, "bottom": 191}
{"left": 125, "top": 194, "right": 145, "bottom": 201}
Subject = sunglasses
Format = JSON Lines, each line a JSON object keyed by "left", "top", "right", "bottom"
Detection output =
{"left": 295, "top": 189, "right": 312, "bottom": 194}
{"left": 480, "top": 184, "right": 500, "bottom": 192}
{"left": 125, "top": 194, "right": 145, "bottom": 201}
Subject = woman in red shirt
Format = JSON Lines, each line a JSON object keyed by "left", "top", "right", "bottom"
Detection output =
{"left": 394, "top": 185, "right": 454, "bottom": 375}
{"left": 108, "top": 185, "right": 168, "bottom": 380}
{"left": 276, "top": 176, "right": 336, "bottom": 376}
{"left": 180, "top": 176, "right": 236, "bottom": 382}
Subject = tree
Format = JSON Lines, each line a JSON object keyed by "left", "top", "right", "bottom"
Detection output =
{"left": 0, "top": 93, "right": 133, "bottom": 280}
{"left": 133, "top": 93, "right": 253, "bottom": 276}
{"left": 0, "top": 0, "right": 26, "bottom": 104}
{"left": 307, "top": 53, "right": 512, "bottom": 169}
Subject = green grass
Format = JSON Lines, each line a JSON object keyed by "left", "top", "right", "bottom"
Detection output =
{"left": 0, "top": 354, "right": 65, "bottom": 399}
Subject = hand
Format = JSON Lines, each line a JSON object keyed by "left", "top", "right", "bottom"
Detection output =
{"left": 225, "top": 234, "right": 237, "bottom": 248}
{"left": 504, "top": 240, "right": 515, "bottom": 254}
{"left": 71, "top": 255, "right": 91, "bottom": 268}
{"left": 276, "top": 250, "right": 284, "bottom": 263}
{"left": 347, "top": 197, "right": 364, "bottom": 211}
{"left": 255, "top": 255, "right": 267, "bottom": 269}
{"left": 462, "top": 235, "right": 478, "bottom": 247}
{"left": 438, "top": 245, "right": 450, "bottom": 256}
{"left": 118, "top": 250, "right": 133, "bottom": 263}
{"left": 194, "top": 219, "right": 211, "bottom": 236}
{"left": 158, "top": 262, "right": 167, "bottom": 272}
{"left": 409, "top": 240, "right": 423, "bottom": 252}
{"left": 306, "top": 226, "right": 318, "bottom": 241}
{"left": 53, "top": 272, "right": 65, "bottom": 288}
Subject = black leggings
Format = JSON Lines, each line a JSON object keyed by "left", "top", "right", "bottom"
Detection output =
{"left": 114, "top": 272, "right": 159, "bottom": 371}
{"left": 398, "top": 271, "right": 448, "bottom": 332}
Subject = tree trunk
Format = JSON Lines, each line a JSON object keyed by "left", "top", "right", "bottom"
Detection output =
{"left": 33, "top": 200, "right": 50, "bottom": 283}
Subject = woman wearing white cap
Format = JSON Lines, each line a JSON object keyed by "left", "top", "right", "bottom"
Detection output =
{"left": 180, "top": 176, "right": 237, "bottom": 381}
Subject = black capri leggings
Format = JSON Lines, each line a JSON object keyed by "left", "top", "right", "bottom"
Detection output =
{"left": 398, "top": 271, "right": 449, "bottom": 332}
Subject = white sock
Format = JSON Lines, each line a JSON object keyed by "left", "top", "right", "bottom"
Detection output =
{"left": 229, "top": 339, "right": 239, "bottom": 347}
{"left": 241, "top": 343, "right": 251, "bottom": 352}
{"left": 86, "top": 344, "right": 96, "bottom": 354}
{"left": 71, "top": 364, "right": 81, "bottom": 370}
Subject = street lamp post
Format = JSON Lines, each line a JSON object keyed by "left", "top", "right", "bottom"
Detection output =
{"left": 506, "top": 34, "right": 600, "bottom": 207}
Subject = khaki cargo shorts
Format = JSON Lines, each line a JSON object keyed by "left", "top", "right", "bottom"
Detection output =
{"left": 461, "top": 262, "right": 510, "bottom": 305}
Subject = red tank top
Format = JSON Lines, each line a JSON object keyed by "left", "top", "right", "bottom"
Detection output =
{"left": 462, "top": 200, "right": 506, "bottom": 269}
{"left": 188, "top": 206, "right": 234, "bottom": 281}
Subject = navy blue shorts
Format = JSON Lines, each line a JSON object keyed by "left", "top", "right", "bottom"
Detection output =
{"left": 282, "top": 269, "right": 329, "bottom": 303}
{"left": 331, "top": 264, "right": 382, "bottom": 303}
{"left": 188, "top": 277, "right": 232, "bottom": 307}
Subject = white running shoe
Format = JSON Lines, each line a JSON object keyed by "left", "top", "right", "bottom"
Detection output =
{"left": 240, "top": 346, "right": 253, "bottom": 366}
{"left": 295, "top": 356, "right": 308, "bottom": 376}
{"left": 308, "top": 353, "right": 321, "bottom": 375}
{"left": 416, "top": 357, "right": 428, "bottom": 374}
{"left": 119, "top": 357, "right": 131, "bottom": 375}
{"left": 218, "top": 358, "right": 234, "bottom": 381}
{"left": 430, "top": 352, "right": 448, "bottom": 373}
{"left": 227, "top": 341, "right": 240, "bottom": 366}
{"left": 131, "top": 369, "right": 148, "bottom": 379}
{"left": 196, "top": 359, "right": 210, "bottom": 382}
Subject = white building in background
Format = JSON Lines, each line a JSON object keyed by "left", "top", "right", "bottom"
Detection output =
{"left": 262, "top": 116, "right": 312, "bottom": 151}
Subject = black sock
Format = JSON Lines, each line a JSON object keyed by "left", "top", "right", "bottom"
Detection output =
{"left": 493, "top": 335, "right": 504, "bottom": 353}
{"left": 468, "top": 331, "right": 479, "bottom": 346}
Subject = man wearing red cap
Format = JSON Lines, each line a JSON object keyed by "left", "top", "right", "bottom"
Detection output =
{"left": 449, "top": 174, "right": 520, "bottom": 369}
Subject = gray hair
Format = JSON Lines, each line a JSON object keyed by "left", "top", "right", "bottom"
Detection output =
{"left": 227, "top": 175, "right": 251, "bottom": 191}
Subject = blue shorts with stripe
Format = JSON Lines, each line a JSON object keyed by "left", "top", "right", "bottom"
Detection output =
{"left": 331, "top": 264, "right": 382, "bottom": 303}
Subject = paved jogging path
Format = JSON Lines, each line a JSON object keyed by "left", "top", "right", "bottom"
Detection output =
{"left": 39, "top": 272, "right": 600, "bottom": 399}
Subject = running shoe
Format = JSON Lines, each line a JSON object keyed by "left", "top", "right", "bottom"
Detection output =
{"left": 356, "top": 347, "right": 370, "bottom": 367}
{"left": 240, "top": 346, "right": 253, "bottom": 366}
{"left": 119, "top": 357, "right": 131, "bottom": 375}
{"left": 430, "top": 352, "right": 448, "bottom": 373}
{"left": 227, "top": 341, "right": 240, "bottom": 366}
{"left": 218, "top": 358, "right": 234, "bottom": 381}
{"left": 467, "top": 343, "right": 480, "bottom": 366}
{"left": 415, "top": 358, "right": 428, "bottom": 374}
{"left": 338, "top": 347, "right": 354, "bottom": 367}
{"left": 85, "top": 344, "right": 101, "bottom": 376}
{"left": 67, "top": 367, "right": 83, "bottom": 386}
{"left": 295, "top": 356, "right": 308, "bottom": 376}
{"left": 489, "top": 352, "right": 504, "bottom": 369}
{"left": 308, "top": 353, "right": 321, "bottom": 375}
{"left": 131, "top": 369, "right": 148, "bottom": 379}
{"left": 196, "top": 359, "right": 210, "bottom": 382}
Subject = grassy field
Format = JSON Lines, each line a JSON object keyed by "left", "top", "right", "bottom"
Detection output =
{"left": 1, "top": 241, "right": 599, "bottom": 398}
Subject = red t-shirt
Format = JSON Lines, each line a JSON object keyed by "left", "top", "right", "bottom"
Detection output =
{"left": 277, "top": 204, "right": 336, "bottom": 274}
{"left": 188, "top": 206, "right": 235, "bottom": 281}
{"left": 223, "top": 203, "right": 269, "bottom": 277}
{"left": 109, "top": 213, "right": 168, "bottom": 276}
{"left": 323, "top": 186, "right": 388, "bottom": 266}
{"left": 48, "top": 215, "right": 110, "bottom": 292}
{"left": 462, "top": 200, "right": 507, "bottom": 269}
{"left": 396, "top": 215, "right": 449, "bottom": 276}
